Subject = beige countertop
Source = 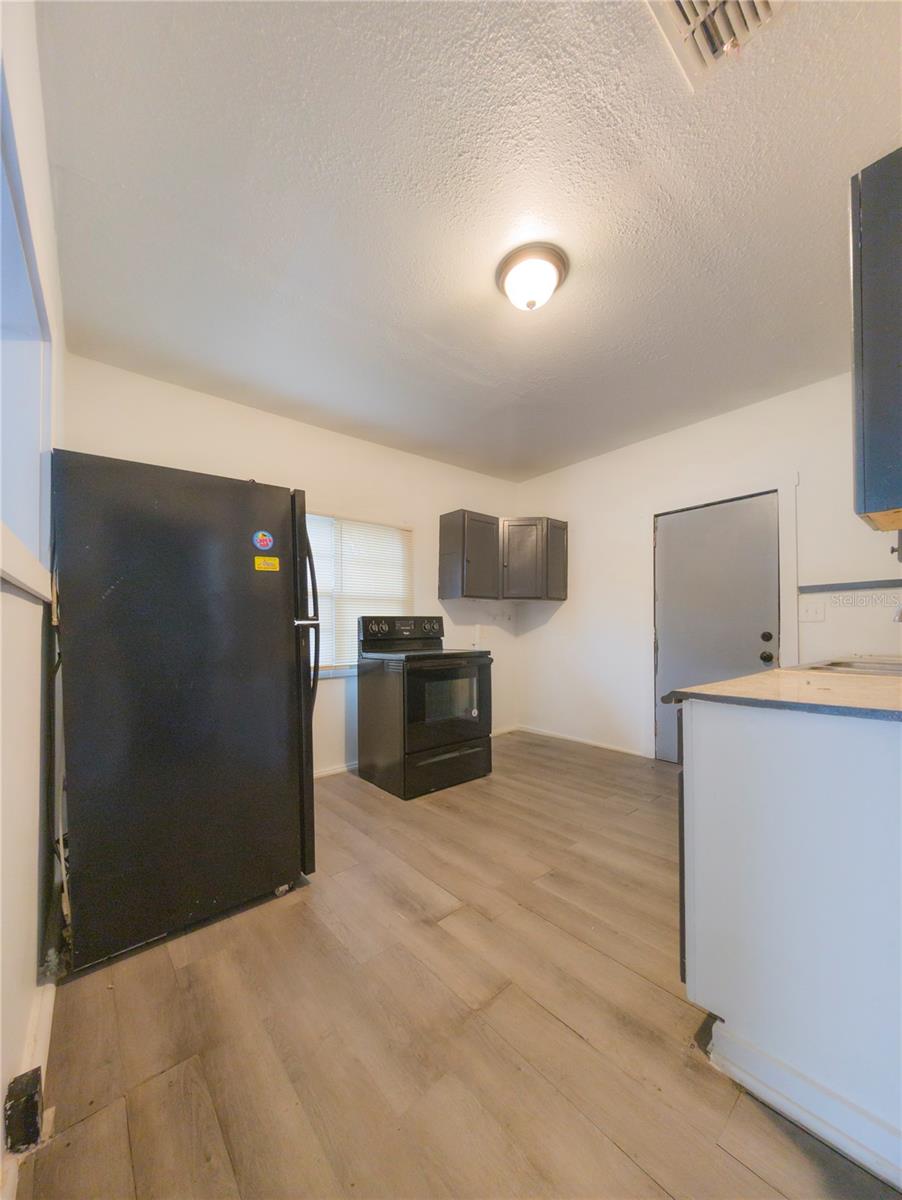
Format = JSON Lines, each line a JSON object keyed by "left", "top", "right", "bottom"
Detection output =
{"left": 670, "top": 663, "right": 902, "bottom": 721}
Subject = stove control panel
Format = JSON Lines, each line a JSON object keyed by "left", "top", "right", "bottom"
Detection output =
{"left": 359, "top": 616, "right": 444, "bottom": 639}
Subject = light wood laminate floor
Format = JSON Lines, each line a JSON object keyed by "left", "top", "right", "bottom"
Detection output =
{"left": 20, "top": 732, "right": 898, "bottom": 1200}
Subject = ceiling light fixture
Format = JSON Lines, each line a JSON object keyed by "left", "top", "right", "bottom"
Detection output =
{"left": 496, "top": 242, "right": 569, "bottom": 311}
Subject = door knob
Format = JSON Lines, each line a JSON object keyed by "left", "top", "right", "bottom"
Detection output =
{"left": 760, "top": 651, "right": 774, "bottom": 663}
{"left": 761, "top": 631, "right": 773, "bottom": 642}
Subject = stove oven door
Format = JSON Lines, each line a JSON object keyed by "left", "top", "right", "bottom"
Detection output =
{"left": 404, "top": 656, "right": 492, "bottom": 753}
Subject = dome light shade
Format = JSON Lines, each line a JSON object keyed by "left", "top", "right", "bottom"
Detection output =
{"left": 496, "top": 243, "right": 569, "bottom": 311}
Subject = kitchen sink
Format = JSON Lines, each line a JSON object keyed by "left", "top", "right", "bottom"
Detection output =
{"left": 806, "top": 659, "right": 902, "bottom": 676}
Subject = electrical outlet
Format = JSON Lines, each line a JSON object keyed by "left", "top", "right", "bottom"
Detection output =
{"left": 799, "top": 599, "right": 825, "bottom": 623}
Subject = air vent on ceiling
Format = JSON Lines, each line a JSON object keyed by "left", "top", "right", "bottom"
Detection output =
{"left": 648, "top": 1, "right": 780, "bottom": 87}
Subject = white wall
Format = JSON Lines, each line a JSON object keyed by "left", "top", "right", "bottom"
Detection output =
{"left": 515, "top": 373, "right": 901, "bottom": 758}
{"left": 60, "top": 354, "right": 522, "bottom": 773}
{"left": 1, "top": 3, "right": 65, "bottom": 1191}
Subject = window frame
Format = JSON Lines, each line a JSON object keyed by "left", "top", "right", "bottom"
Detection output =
{"left": 1, "top": 67, "right": 53, "bottom": 598}
{"left": 306, "top": 511, "right": 414, "bottom": 675}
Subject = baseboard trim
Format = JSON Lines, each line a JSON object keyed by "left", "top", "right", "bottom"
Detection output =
{"left": 314, "top": 762, "right": 357, "bottom": 779}
{"left": 1, "top": 1147, "right": 21, "bottom": 1200}
{"left": 22, "top": 982, "right": 55, "bottom": 1079}
{"left": 514, "top": 724, "right": 649, "bottom": 760}
{"left": 711, "top": 1024, "right": 901, "bottom": 1189}
{"left": 1, "top": 982, "right": 56, "bottom": 1200}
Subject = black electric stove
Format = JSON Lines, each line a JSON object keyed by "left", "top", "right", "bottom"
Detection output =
{"left": 357, "top": 616, "right": 492, "bottom": 799}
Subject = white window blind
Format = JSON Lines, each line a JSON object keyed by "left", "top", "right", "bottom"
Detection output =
{"left": 306, "top": 514, "right": 413, "bottom": 668}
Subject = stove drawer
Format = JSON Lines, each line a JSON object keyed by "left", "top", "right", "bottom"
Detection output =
{"left": 403, "top": 737, "right": 491, "bottom": 800}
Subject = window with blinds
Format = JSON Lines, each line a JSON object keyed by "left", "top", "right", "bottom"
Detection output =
{"left": 306, "top": 514, "right": 413, "bottom": 668}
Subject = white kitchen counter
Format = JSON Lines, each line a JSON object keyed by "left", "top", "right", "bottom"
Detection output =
{"left": 671, "top": 662, "right": 902, "bottom": 720}
{"left": 679, "top": 688, "right": 902, "bottom": 1188}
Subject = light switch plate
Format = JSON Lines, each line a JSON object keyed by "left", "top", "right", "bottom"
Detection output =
{"left": 799, "top": 599, "right": 826, "bottom": 623}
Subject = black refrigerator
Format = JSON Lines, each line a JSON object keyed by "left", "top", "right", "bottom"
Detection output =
{"left": 52, "top": 451, "right": 319, "bottom": 970}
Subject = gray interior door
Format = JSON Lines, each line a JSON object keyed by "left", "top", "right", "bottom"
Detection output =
{"left": 655, "top": 491, "right": 779, "bottom": 762}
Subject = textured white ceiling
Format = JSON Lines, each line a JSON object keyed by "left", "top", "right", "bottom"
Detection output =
{"left": 37, "top": 1, "right": 901, "bottom": 480}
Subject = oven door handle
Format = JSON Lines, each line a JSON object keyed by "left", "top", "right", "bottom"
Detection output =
{"left": 410, "top": 657, "right": 493, "bottom": 671}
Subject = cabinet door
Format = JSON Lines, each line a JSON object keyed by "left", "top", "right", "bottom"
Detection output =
{"left": 853, "top": 147, "right": 902, "bottom": 525}
{"left": 502, "top": 518, "right": 543, "bottom": 599}
{"left": 546, "top": 519, "right": 568, "bottom": 600}
{"left": 463, "top": 512, "right": 499, "bottom": 598}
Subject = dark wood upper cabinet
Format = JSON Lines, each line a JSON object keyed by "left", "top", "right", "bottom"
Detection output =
{"left": 851, "top": 146, "right": 902, "bottom": 531}
{"left": 501, "top": 517, "right": 568, "bottom": 600}
{"left": 502, "top": 517, "right": 543, "bottom": 599}
{"left": 545, "top": 518, "right": 568, "bottom": 601}
{"left": 438, "top": 509, "right": 500, "bottom": 599}
{"left": 440, "top": 511, "right": 568, "bottom": 601}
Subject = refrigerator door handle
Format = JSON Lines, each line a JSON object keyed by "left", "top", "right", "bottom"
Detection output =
{"left": 303, "top": 529, "right": 320, "bottom": 708}
{"left": 310, "top": 620, "right": 320, "bottom": 709}
{"left": 305, "top": 530, "right": 320, "bottom": 622}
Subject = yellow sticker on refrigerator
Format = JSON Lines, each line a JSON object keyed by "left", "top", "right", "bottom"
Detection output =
{"left": 254, "top": 556, "right": 280, "bottom": 572}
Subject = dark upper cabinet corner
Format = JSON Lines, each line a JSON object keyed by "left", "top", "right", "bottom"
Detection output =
{"left": 438, "top": 509, "right": 500, "bottom": 599}
{"left": 851, "top": 146, "right": 902, "bottom": 531}
{"left": 439, "top": 510, "right": 568, "bottom": 601}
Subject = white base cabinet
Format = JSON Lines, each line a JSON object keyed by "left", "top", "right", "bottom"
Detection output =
{"left": 681, "top": 698, "right": 902, "bottom": 1188}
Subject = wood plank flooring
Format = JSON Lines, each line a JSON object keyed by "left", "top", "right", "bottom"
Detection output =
{"left": 23, "top": 731, "right": 898, "bottom": 1200}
